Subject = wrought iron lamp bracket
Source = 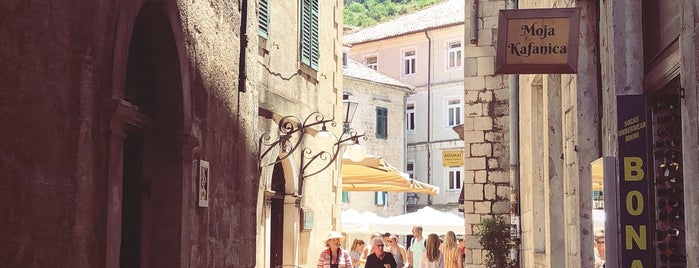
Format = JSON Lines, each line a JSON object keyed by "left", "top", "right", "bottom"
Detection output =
{"left": 258, "top": 112, "right": 335, "bottom": 168}
{"left": 300, "top": 128, "right": 366, "bottom": 179}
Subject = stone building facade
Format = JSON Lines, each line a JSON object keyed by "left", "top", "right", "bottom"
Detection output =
{"left": 464, "top": 0, "right": 699, "bottom": 267}
{"left": 0, "top": 0, "right": 344, "bottom": 267}
{"left": 341, "top": 58, "right": 414, "bottom": 218}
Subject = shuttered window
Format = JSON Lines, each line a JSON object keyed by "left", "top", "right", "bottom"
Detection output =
{"left": 258, "top": 0, "right": 270, "bottom": 38}
{"left": 300, "top": 0, "right": 319, "bottom": 70}
{"left": 376, "top": 107, "right": 388, "bottom": 139}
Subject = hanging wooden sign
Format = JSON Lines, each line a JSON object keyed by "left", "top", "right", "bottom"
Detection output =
{"left": 495, "top": 8, "right": 580, "bottom": 74}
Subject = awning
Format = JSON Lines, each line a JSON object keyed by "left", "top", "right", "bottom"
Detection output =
{"left": 341, "top": 155, "right": 439, "bottom": 195}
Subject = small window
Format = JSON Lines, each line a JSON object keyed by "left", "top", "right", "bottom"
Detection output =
{"left": 406, "top": 161, "right": 415, "bottom": 179}
{"left": 402, "top": 49, "right": 416, "bottom": 76}
{"left": 375, "top": 191, "right": 388, "bottom": 206}
{"left": 300, "top": 0, "right": 319, "bottom": 70}
{"left": 446, "top": 98, "right": 462, "bottom": 127}
{"left": 366, "top": 56, "right": 378, "bottom": 70}
{"left": 258, "top": 0, "right": 270, "bottom": 38}
{"left": 447, "top": 41, "right": 462, "bottom": 69}
{"left": 342, "top": 52, "right": 348, "bottom": 68}
{"left": 406, "top": 103, "right": 415, "bottom": 132}
{"left": 447, "top": 167, "right": 462, "bottom": 190}
{"left": 376, "top": 107, "right": 388, "bottom": 139}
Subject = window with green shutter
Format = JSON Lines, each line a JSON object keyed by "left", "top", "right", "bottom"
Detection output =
{"left": 376, "top": 107, "right": 388, "bottom": 139}
{"left": 258, "top": 0, "right": 270, "bottom": 38}
{"left": 300, "top": 0, "right": 319, "bottom": 70}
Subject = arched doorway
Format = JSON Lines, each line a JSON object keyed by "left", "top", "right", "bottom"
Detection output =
{"left": 270, "top": 162, "right": 286, "bottom": 268}
{"left": 107, "top": 3, "right": 186, "bottom": 267}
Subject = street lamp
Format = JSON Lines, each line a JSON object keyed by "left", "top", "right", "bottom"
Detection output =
{"left": 258, "top": 103, "right": 366, "bottom": 180}
{"left": 342, "top": 94, "right": 358, "bottom": 133}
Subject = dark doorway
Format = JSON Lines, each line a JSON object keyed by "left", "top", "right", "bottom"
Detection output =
{"left": 116, "top": 3, "right": 184, "bottom": 267}
{"left": 270, "top": 161, "right": 286, "bottom": 267}
{"left": 120, "top": 133, "right": 145, "bottom": 267}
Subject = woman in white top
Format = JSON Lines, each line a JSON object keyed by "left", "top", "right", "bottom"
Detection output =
{"left": 420, "top": 233, "right": 444, "bottom": 268}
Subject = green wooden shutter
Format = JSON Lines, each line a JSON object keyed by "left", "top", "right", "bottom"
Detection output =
{"left": 258, "top": 0, "right": 270, "bottom": 38}
{"left": 376, "top": 107, "right": 388, "bottom": 139}
{"left": 300, "top": 0, "right": 319, "bottom": 70}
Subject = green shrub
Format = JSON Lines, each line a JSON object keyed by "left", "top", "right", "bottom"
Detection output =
{"left": 475, "top": 215, "right": 516, "bottom": 268}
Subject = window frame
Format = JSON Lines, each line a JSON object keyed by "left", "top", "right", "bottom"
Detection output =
{"left": 406, "top": 160, "right": 415, "bottom": 180}
{"left": 376, "top": 106, "right": 388, "bottom": 139}
{"left": 406, "top": 102, "right": 415, "bottom": 133}
{"left": 365, "top": 55, "right": 378, "bottom": 70}
{"left": 445, "top": 96, "right": 463, "bottom": 128}
{"left": 401, "top": 48, "right": 417, "bottom": 77}
{"left": 446, "top": 166, "right": 463, "bottom": 192}
{"left": 446, "top": 40, "right": 463, "bottom": 70}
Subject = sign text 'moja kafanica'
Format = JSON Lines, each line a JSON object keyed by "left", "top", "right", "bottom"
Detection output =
{"left": 496, "top": 8, "right": 580, "bottom": 74}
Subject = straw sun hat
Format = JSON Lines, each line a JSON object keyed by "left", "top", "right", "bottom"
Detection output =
{"left": 324, "top": 231, "right": 345, "bottom": 245}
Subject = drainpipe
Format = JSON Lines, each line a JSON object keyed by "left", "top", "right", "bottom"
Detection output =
{"left": 508, "top": 0, "right": 521, "bottom": 265}
{"left": 238, "top": 0, "right": 248, "bottom": 92}
{"left": 424, "top": 30, "right": 433, "bottom": 206}
{"left": 469, "top": 0, "right": 478, "bottom": 44}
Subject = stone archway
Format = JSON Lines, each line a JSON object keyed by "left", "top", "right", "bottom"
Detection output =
{"left": 106, "top": 2, "right": 191, "bottom": 267}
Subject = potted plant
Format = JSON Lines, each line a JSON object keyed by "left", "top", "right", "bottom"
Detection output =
{"left": 475, "top": 215, "right": 516, "bottom": 268}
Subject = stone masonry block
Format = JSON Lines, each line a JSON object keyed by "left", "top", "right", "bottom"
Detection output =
{"left": 487, "top": 157, "right": 499, "bottom": 169}
{"left": 463, "top": 130, "right": 485, "bottom": 143}
{"left": 464, "top": 184, "right": 484, "bottom": 200}
{"left": 465, "top": 76, "right": 485, "bottom": 90}
{"left": 497, "top": 185, "right": 511, "bottom": 199}
{"left": 473, "top": 116, "right": 493, "bottom": 130}
{"left": 465, "top": 91, "right": 480, "bottom": 103}
{"left": 477, "top": 28, "right": 493, "bottom": 47}
{"left": 474, "top": 170, "right": 487, "bottom": 183}
{"left": 493, "top": 88, "right": 509, "bottom": 101}
{"left": 483, "top": 15, "right": 498, "bottom": 29}
{"left": 478, "top": 90, "right": 493, "bottom": 103}
{"left": 465, "top": 157, "right": 486, "bottom": 170}
{"left": 492, "top": 143, "right": 507, "bottom": 157}
{"left": 465, "top": 213, "right": 482, "bottom": 224}
{"left": 477, "top": 56, "right": 495, "bottom": 76}
{"left": 484, "top": 183, "right": 496, "bottom": 200}
{"left": 493, "top": 103, "right": 509, "bottom": 117}
{"left": 488, "top": 171, "right": 509, "bottom": 183}
{"left": 485, "top": 75, "right": 504, "bottom": 89}
{"left": 463, "top": 201, "right": 475, "bottom": 214}
{"left": 465, "top": 103, "right": 483, "bottom": 117}
{"left": 484, "top": 131, "right": 503, "bottom": 143}
{"left": 465, "top": 170, "right": 475, "bottom": 183}
{"left": 471, "top": 142, "right": 492, "bottom": 157}
{"left": 492, "top": 201, "right": 510, "bottom": 214}
{"left": 464, "top": 57, "right": 478, "bottom": 77}
{"left": 474, "top": 201, "right": 492, "bottom": 214}
{"left": 464, "top": 46, "right": 496, "bottom": 57}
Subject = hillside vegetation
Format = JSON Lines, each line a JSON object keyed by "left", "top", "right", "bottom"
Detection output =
{"left": 343, "top": 0, "right": 446, "bottom": 27}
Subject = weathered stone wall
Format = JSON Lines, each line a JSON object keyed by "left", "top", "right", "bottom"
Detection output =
{"left": 0, "top": 0, "right": 260, "bottom": 267}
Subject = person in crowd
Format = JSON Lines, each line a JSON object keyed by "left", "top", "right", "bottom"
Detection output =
{"left": 456, "top": 238, "right": 465, "bottom": 267}
{"left": 386, "top": 234, "right": 408, "bottom": 268}
{"left": 594, "top": 230, "right": 606, "bottom": 268}
{"left": 408, "top": 226, "right": 426, "bottom": 268}
{"left": 365, "top": 237, "right": 397, "bottom": 268}
{"left": 420, "top": 233, "right": 444, "bottom": 268}
{"left": 350, "top": 239, "right": 365, "bottom": 267}
{"left": 360, "top": 232, "right": 383, "bottom": 266}
{"left": 439, "top": 231, "right": 462, "bottom": 268}
{"left": 317, "top": 231, "right": 354, "bottom": 268}
{"left": 382, "top": 233, "right": 393, "bottom": 252}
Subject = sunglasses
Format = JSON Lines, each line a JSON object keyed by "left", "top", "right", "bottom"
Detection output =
{"left": 375, "top": 244, "right": 384, "bottom": 247}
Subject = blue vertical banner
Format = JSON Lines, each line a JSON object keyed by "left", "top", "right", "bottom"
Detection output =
{"left": 616, "top": 95, "right": 651, "bottom": 267}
